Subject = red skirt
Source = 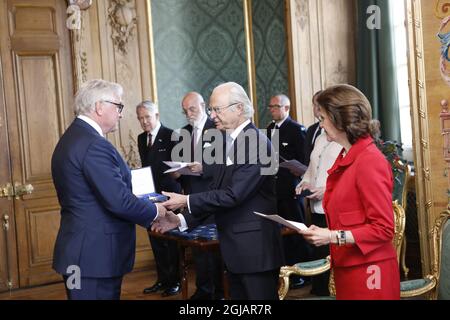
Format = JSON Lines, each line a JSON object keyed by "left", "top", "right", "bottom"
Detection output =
{"left": 333, "top": 258, "right": 400, "bottom": 300}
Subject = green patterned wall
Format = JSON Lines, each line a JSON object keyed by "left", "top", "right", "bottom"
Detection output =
{"left": 151, "top": 0, "right": 248, "bottom": 129}
{"left": 150, "top": 0, "right": 288, "bottom": 129}
{"left": 252, "top": 0, "right": 289, "bottom": 128}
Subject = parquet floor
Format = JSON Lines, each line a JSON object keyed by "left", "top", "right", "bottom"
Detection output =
{"left": 0, "top": 268, "right": 313, "bottom": 300}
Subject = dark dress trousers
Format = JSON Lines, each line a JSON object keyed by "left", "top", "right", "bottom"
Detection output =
{"left": 138, "top": 124, "right": 182, "bottom": 287}
{"left": 179, "top": 118, "right": 224, "bottom": 299}
{"left": 267, "top": 117, "right": 311, "bottom": 267}
{"left": 51, "top": 118, "right": 157, "bottom": 299}
{"left": 188, "top": 123, "right": 284, "bottom": 300}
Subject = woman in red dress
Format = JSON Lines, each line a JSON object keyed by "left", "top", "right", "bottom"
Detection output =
{"left": 299, "top": 84, "right": 400, "bottom": 300}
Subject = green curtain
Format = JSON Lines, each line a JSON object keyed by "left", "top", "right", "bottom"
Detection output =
{"left": 356, "top": 0, "right": 401, "bottom": 143}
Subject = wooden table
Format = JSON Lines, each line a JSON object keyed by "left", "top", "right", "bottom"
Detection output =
{"left": 148, "top": 229, "right": 226, "bottom": 299}
{"left": 148, "top": 227, "right": 296, "bottom": 300}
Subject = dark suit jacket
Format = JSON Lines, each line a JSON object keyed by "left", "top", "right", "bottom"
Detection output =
{"left": 267, "top": 117, "right": 307, "bottom": 198}
{"left": 189, "top": 123, "right": 284, "bottom": 274}
{"left": 137, "top": 125, "right": 181, "bottom": 194}
{"left": 179, "top": 118, "right": 216, "bottom": 227}
{"left": 51, "top": 118, "right": 157, "bottom": 278}
{"left": 304, "top": 122, "right": 320, "bottom": 166}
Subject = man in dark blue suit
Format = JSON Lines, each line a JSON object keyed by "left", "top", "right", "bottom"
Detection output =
{"left": 176, "top": 92, "right": 223, "bottom": 300}
{"left": 266, "top": 94, "right": 311, "bottom": 289}
{"left": 156, "top": 82, "right": 284, "bottom": 300}
{"left": 51, "top": 79, "right": 165, "bottom": 300}
{"left": 136, "top": 100, "right": 181, "bottom": 297}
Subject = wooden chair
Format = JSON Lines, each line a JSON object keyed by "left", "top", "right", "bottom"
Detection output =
{"left": 400, "top": 211, "right": 450, "bottom": 299}
{"left": 392, "top": 159, "right": 411, "bottom": 279}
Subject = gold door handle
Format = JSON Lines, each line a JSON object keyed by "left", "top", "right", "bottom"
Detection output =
{"left": 2, "top": 214, "right": 9, "bottom": 231}
{"left": 0, "top": 183, "right": 14, "bottom": 199}
{"left": 13, "top": 182, "right": 34, "bottom": 199}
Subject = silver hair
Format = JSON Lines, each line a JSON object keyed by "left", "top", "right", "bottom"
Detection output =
{"left": 216, "top": 82, "right": 254, "bottom": 119}
{"left": 74, "top": 79, "right": 123, "bottom": 116}
{"left": 136, "top": 100, "right": 159, "bottom": 115}
{"left": 272, "top": 94, "right": 290, "bottom": 108}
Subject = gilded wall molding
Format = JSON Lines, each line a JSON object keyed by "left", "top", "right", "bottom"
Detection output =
{"left": 66, "top": 0, "right": 92, "bottom": 89}
{"left": 121, "top": 130, "right": 141, "bottom": 169}
{"left": 243, "top": 0, "right": 258, "bottom": 127}
{"left": 405, "top": 0, "right": 450, "bottom": 274}
{"left": 108, "top": 0, "right": 137, "bottom": 55}
{"left": 295, "top": 0, "right": 309, "bottom": 31}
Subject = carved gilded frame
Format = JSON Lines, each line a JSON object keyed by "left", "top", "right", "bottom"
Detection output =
{"left": 405, "top": 0, "right": 450, "bottom": 274}
{"left": 405, "top": 0, "right": 432, "bottom": 274}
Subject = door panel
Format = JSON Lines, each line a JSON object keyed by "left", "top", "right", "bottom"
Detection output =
{"left": 15, "top": 197, "right": 61, "bottom": 285}
{"left": 0, "top": 31, "right": 19, "bottom": 292}
{"left": 0, "top": 0, "right": 153, "bottom": 290}
{"left": 1, "top": 0, "right": 74, "bottom": 287}
{"left": 16, "top": 55, "right": 62, "bottom": 181}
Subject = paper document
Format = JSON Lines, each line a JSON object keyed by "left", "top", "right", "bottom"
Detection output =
{"left": 131, "top": 167, "right": 167, "bottom": 202}
{"left": 163, "top": 161, "right": 200, "bottom": 176}
{"left": 278, "top": 157, "right": 307, "bottom": 176}
{"left": 131, "top": 167, "right": 156, "bottom": 196}
{"left": 254, "top": 211, "right": 308, "bottom": 232}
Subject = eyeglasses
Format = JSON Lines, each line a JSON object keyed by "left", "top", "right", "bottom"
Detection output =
{"left": 104, "top": 100, "right": 124, "bottom": 113}
{"left": 206, "top": 102, "right": 239, "bottom": 115}
{"left": 268, "top": 104, "right": 282, "bottom": 109}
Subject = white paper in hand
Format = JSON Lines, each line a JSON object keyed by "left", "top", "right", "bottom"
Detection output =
{"left": 163, "top": 161, "right": 200, "bottom": 176}
{"left": 254, "top": 211, "right": 307, "bottom": 232}
{"left": 131, "top": 167, "right": 156, "bottom": 196}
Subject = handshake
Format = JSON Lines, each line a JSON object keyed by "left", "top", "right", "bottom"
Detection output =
{"left": 152, "top": 191, "right": 189, "bottom": 233}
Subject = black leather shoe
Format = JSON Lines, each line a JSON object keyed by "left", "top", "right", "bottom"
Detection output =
{"left": 143, "top": 282, "right": 166, "bottom": 294}
{"left": 161, "top": 283, "right": 181, "bottom": 297}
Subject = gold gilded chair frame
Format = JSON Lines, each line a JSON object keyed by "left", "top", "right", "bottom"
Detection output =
{"left": 400, "top": 211, "right": 449, "bottom": 299}
{"left": 279, "top": 201, "right": 406, "bottom": 300}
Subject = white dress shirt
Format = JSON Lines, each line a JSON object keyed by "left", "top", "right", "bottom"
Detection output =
{"left": 193, "top": 114, "right": 207, "bottom": 145}
{"left": 178, "top": 119, "right": 251, "bottom": 230}
{"left": 78, "top": 115, "right": 103, "bottom": 137}
{"left": 298, "top": 130, "right": 342, "bottom": 214}
{"left": 270, "top": 115, "right": 288, "bottom": 137}
{"left": 147, "top": 121, "right": 161, "bottom": 146}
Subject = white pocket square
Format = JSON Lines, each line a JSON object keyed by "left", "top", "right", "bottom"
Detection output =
{"left": 282, "top": 142, "right": 288, "bottom": 147}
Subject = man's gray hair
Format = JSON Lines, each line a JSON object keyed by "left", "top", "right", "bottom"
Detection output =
{"left": 74, "top": 79, "right": 123, "bottom": 116}
{"left": 217, "top": 82, "right": 254, "bottom": 119}
{"left": 136, "top": 100, "right": 159, "bottom": 115}
{"left": 273, "top": 93, "right": 290, "bottom": 108}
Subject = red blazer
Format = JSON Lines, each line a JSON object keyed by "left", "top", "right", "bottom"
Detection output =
{"left": 323, "top": 136, "right": 397, "bottom": 268}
